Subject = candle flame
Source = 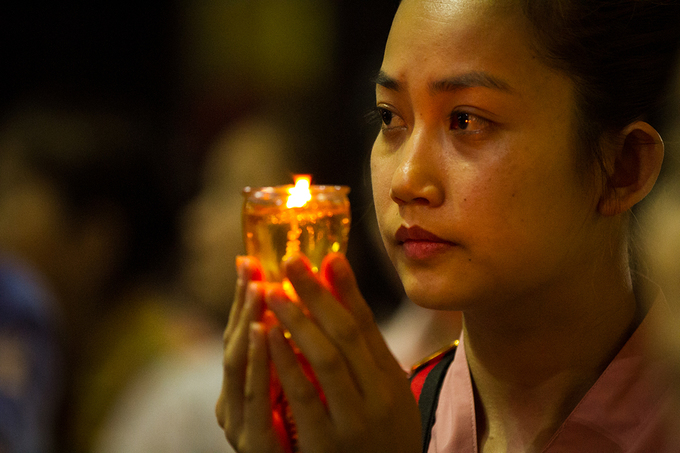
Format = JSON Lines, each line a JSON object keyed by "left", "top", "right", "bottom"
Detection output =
{"left": 287, "top": 175, "right": 312, "bottom": 208}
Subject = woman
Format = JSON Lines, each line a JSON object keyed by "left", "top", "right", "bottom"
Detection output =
{"left": 216, "top": 0, "right": 680, "bottom": 451}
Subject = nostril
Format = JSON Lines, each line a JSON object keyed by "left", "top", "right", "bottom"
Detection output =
{"left": 412, "top": 196, "right": 431, "bottom": 205}
{"left": 389, "top": 189, "right": 407, "bottom": 205}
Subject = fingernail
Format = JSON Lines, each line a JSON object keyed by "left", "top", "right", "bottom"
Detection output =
{"left": 322, "top": 253, "right": 345, "bottom": 282}
{"left": 265, "top": 285, "right": 288, "bottom": 309}
{"left": 285, "top": 254, "right": 311, "bottom": 278}
{"left": 236, "top": 256, "right": 247, "bottom": 281}
{"left": 330, "top": 253, "right": 345, "bottom": 274}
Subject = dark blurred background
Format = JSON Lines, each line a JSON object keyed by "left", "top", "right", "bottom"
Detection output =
{"left": 2, "top": 3, "right": 412, "bottom": 451}
{"left": 0, "top": 0, "right": 398, "bottom": 171}
{"left": 0, "top": 0, "right": 405, "bottom": 316}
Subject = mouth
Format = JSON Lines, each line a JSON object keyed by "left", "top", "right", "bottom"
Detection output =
{"left": 394, "top": 225, "right": 456, "bottom": 260}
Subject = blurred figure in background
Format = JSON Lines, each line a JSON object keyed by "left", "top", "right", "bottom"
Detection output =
{"left": 0, "top": 97, "right": 192, "bottom": 452}
{"left": 638, "top": 66, "right": 680, "bottom": 444}
{"left": 92, "top": 112, "right": 300, "bottom": 453}
{"left": 641, "top": 68, "right": 680, "bottom": 313}
{"left": 0, "top": 243, "right": 60, "bottom": 452}
{"left": 181, "top": 114, "right": 303, "bottom": 325}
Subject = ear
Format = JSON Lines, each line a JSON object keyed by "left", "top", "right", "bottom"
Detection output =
{"left": 597, "top": 121, "right": 664, "bottom": 216}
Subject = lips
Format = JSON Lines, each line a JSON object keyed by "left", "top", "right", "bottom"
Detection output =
{"left": 395, "top": 225, "right": 448, "bottom": 242}
{"left": 395, "top": 225, "right": 455, "bottom": 260}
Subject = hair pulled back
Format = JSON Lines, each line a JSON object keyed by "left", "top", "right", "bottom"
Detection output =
{"left": 520, "top": 0, "right": 680, "bottom": 175}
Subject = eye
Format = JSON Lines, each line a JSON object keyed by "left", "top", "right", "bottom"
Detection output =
{"left": 374, "top": 107, "right": 406, "bottom": 132}
{"left": 380, "top": 108, "right": 394, "bottom": 125}
{"left": 449, "top": 111, "right": 490, "bottom": 133}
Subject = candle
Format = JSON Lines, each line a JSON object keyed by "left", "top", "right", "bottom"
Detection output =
{"left": 242, "top": 175, "right": 351, "bottom": 283}
{"left": 241, "top": 175, "right": 351, "bottom": 452}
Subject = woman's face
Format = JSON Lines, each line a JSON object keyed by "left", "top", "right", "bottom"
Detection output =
{"left": 371, "top": 0, "right": 606, "bottom": 312}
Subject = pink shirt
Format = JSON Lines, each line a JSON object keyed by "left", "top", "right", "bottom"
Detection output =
{"left": 428, "top": 294, "right": 677, "bottom": 453}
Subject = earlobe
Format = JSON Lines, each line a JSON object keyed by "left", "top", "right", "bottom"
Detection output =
{"left": 597, "top": 121, "right": 664, "bottom": 216}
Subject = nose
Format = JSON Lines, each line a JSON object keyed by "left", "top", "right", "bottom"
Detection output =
{"left": 389, "top": 128, "right": 445, "bottom": 207}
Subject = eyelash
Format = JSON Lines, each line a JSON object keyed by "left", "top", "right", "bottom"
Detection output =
{"left": 369, "top": 106, "right": 491, "bottom": 135}
{"left": 366, "top": 107, "right": 394, "bottom": 127}
{"left": 449, "top": 110, "right": 491, "bottom": 134}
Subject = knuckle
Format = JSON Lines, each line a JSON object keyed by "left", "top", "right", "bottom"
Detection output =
{"left": 224, "top": 356, "right": 241, "bottom": 377}
{"left": 332, "top": 318, "right": 362, "bottom": 345}
{"left": 215, "top": 404, "right": 225, "bottom": 428}
{"left": 223, "top": 344, "right": 245, "bottom": 376}
{"left": 235, "top": 435, "right": 249, "bottom": 453}
{"left": 314, "top": 349, "right": 345, "bottom": 375}
{"left": 356, "top": 306, "right": 377, "bottom": 331}
{"left": 287, "top": 380, "right": 320, "bottom": 404}
{"left": 224, "top": 421, "right": 245, "bottom": 451}
{"left": 223, "top": 421, "right": 238, "bottom": 447}
{"left": 243, "top": 385, "right": 257, "bottom": 404}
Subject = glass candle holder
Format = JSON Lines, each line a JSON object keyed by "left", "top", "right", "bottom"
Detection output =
{"left": 242, "top": 178, "right": 351, "bottom": 283}
{"left": 241, "top": 177, "right": 350, "bottom": 453}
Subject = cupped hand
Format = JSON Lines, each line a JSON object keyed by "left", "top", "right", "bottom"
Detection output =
{"left": 264, "top": 253, "right": 422, "bottom": 453}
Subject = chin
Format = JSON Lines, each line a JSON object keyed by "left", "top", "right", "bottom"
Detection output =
{"left": 404, "top": 284, "right": 456, "bottom": 311}
{"left": 403, "top": 274, "right": 487, "bottom": 312}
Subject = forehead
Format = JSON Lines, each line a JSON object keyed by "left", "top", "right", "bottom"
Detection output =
{"left": 382, "top": 0, "right": 550, "bottom": 95}
{"left": 390, "top": 0, "right": 518, "bottom": 44}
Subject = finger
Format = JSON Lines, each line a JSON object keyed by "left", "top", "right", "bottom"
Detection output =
{"left": 242, "top": 322, "right": 284, "bottom": 452}
{"left": 320, "top": 256, "right": 423, "bottom": 451}
{"left": 283, "top": 255, "right": 390, "bottom": 390}
{"left": 219, "top": 282, "right": 266, "bottom": 439}
{"left": 225, "top": 256, "right": 264, "bottom": 341}
{"left": 267, "top": 324, "right": 334, "bottom": 452}
{"left": 266, "top": 286, "right": 364, "bottom": 423}
{"left": 321, "top": 253, "right": 406, "bottom": 377}
{"left": 224, "top": 256, "right": 247, "bottom": 339}
{"left": 244, "top": 323, "right": 272, "bottom": 431}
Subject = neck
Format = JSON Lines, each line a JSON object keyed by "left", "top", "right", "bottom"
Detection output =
{"left": 463, "top": 263, "right": 641, "bottom": 452}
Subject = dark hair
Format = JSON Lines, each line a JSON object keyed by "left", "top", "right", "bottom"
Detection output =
{"left": 520, "top": 0, "right": 680, "bottom": 182}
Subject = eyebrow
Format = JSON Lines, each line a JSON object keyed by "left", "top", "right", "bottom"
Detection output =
{"left": 373, "top": 70, "right": 513, "bottom": 94}
{"left": 373, "top": 71, "right": 402, "bottom": 91}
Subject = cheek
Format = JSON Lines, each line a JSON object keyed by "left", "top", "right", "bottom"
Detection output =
{"left": 370, "top": 144, "right": 397, "bottom": 240}
{"left": 370, "top": 146, "right": 384, "bottom": 200}
{"left": 450, "top": 153, "right": 520, "bottom": 220}
{"left": 463, "top": 148, "right": 593, "bottom": 261}
{"left": 370, "top": 145, "right": 395, "bottom": 207}
{"left": 448, "top": 151, "right": 548, "bottom": 251}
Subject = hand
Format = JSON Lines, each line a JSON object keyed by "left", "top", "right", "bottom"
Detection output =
{"left": 216, "top": 256, "right": 292, "bottom": 453}
{"left": 264, "top": 253, "right": 422, "bottom": 453}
